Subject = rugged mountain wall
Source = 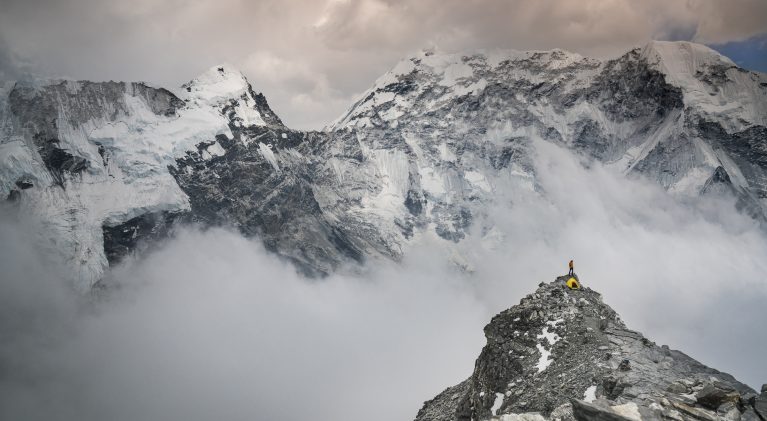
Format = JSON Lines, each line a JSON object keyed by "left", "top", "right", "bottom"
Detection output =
{"left": 414, "top": 276, "right": 765, "bottom": 421}
{"left": 1, "top": 42, "right": 765, "bottom": 287}
{"left": 332, "top": 41, "right": 767, "bottom": 220}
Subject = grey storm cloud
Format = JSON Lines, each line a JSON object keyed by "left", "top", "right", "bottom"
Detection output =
{"left": 1, "top": 0, "right": 766, "bottom": 128}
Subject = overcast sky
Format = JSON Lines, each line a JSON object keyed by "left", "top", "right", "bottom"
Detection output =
{"left": 1, "top": 0, "right": 766, "bottom": 128}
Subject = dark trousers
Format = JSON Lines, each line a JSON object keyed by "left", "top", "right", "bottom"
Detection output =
{"left": 568, "top": 268, "right": 573, "bottom": 276}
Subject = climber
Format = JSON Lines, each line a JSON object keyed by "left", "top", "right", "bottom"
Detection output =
{"left": 565, "top": 260, "right": 580, "bottom": 289}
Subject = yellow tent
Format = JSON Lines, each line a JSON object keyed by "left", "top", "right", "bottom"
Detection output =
{"left": 566, "top": 277, "right": 581, "bottom": 289}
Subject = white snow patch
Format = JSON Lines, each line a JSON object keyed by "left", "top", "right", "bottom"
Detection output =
{"left": 203, "top": 142, "right": 226, "bottom": 159}
{"left": 535, "top": 343, "right": 552, "bottom": 373}
{"left": 583, "top": 385, "right": 597, "bottom": 403}
{"left": 379, "top": 104, "right": 405, "bottom": 122}
{"left": 465, "top": 170, "right": 492, "bottom": 192}
{"left": 374, "top": 91, "right": 396, "bottom": 105}
{"left": 258, "top": 142, "right": 280, "bottom": 171}
{"left": 669, "top": 167, "right": 712, "bottom": 196}
{"left": 419, "top": 167, "right": 446, "bottom": 197}
{"left": 535, "top": 323, "right": 561, "bottom": 373}
{"left": 0, "top": 139, "right": 52, "bottom": 195}
{"left": 438, "top": 61, "right": 474, "bottom": 87}
{"left": 233, "top": 98, "right": 266, "bottom": 126}
{"left": 438, "top": 143, "right": 456, "bottom": 162}
{"left": 491, "top": 392, "right": 505, "bottom": 416}
{"left": 360, "top": 148, "right": 410, "bottom": 216}
{"left": 538, "top": 326, "right": 560, "bottom": 346}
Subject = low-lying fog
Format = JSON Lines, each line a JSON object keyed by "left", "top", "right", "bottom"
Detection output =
{"left": 2, "top": 141, "right": 765, "bottom": 421}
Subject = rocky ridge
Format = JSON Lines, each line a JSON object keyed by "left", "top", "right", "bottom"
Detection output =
{"left": 414, "top": 276, "right": 765, "bottom": 421}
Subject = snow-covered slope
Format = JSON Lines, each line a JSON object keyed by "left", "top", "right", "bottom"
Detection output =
{"left": 0, "top": 66, "right": 280, "bottom": 288}
{"left": 179, "top": 64, "right": 283, "bottom": 128}
{"left": 1, "top": 42, "right": 765, "bottom": 287}
{"left": 333, "top": 41, "right": 767, "bottom": 208}
{"left": 641, "top": 41, "right": 767, "bottom": 129}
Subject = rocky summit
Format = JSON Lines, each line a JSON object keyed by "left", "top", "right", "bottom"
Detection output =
{"left": 415, "top": 276, "right": 765, "bottom": 421}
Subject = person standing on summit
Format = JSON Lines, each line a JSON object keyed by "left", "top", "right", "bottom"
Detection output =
{"left": 568, "top": 259, "right": 574, "bottom": 276}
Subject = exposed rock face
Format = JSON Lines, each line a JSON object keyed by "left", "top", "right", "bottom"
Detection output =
{"left": 102, "top": 210, "right": 186, "bottom": 266}
{"left": 1, "top": 41, "right": 766, "bottom": 287}
{"left": 414, "top": 276, "right": 762, "bottom": 421}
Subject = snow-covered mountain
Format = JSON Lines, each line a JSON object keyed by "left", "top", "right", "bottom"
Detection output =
{"left": 0, "top": 66, "right": 279, "bottom": 288}
{"left": 333, "top": 41, "right": 767, "bottom": 212}
{"left": 414, "top": 276, "right": 765, "bottom": 421}
{"left": 1, "top": 41, "right": 765, "bottom": 288}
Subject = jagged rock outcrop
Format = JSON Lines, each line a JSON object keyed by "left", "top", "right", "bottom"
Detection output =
{"left": 1, "top": 41, "right": 766, "bottom": 287}
{"left": 414, "top": 276, "right": 762, "bottom": 421}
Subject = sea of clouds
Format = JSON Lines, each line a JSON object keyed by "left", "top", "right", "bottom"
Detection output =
{"left": 1, "top": 140, "right": 765, "bottom": 421}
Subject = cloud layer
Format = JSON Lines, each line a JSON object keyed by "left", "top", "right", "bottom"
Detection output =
{"left": 1, "top": 140, "right": 766, "bottom": 421}
{"left": 1, "top": 0, "right": 765, "bottom": 128}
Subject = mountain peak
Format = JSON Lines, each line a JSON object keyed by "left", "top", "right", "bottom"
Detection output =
{"left": 181, "top": 63, "right": 253, "bottom": 105}
{"left": 330, "top": 46, "right": 593, "bottom": 130}
{"left": 179, "top": 63, "right": 284, "bottom": 128}
{"left": 640, "top": 40, "right": 735, "bottom": 75}
{"left": 415, "top": 276, "right": 761, "bottom": 421}
{"left": 635, "top": 40, "right": 767, "bottom": 130}
{"left": 378, "top": 46, "right": 588, "bottom": 85}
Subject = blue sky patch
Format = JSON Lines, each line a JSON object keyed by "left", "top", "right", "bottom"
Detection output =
{"left": 709, "top": 34, "right": 767, "bottom": 73}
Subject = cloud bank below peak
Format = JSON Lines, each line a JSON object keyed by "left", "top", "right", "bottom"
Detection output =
{"left": 1, "top": 139, "right": 766, "bottom": 421}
